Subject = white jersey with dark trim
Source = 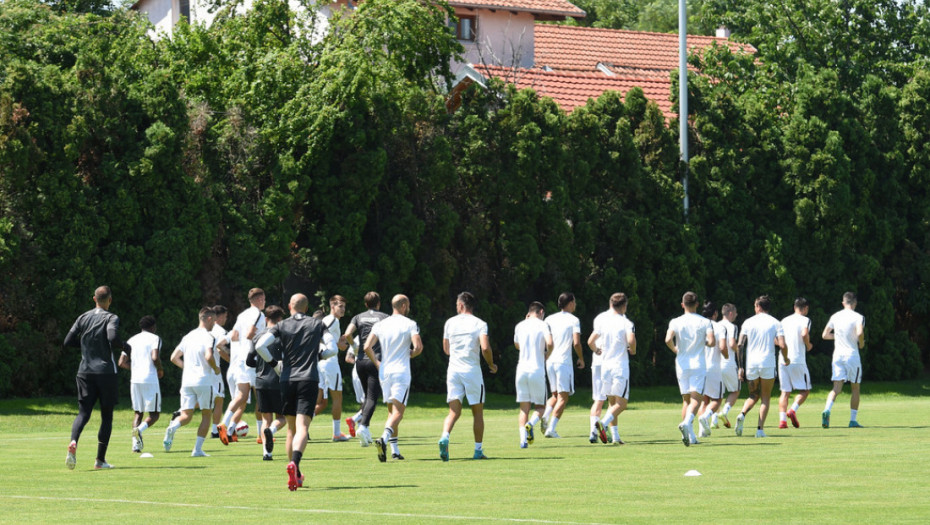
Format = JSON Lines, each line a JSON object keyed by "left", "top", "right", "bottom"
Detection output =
{"left": 827, "top": 309, "right": 864, "bottom": 359}
{"left": 781, "top": 313, "right": 811, "bottom": 365}
{"left": 372, "top": 314, "right": 419, "bottom": 378}
{"left": 443, "top": 313, "right": 488, "bottom": 374}
{"left": 126, "top": 331, "right": 161, "bottom": 385}
{"left": 177, "top": 327, "right": 219, "bottom": 387}
{"left": 545, "top": 311, "right": 581, "bottom": 366}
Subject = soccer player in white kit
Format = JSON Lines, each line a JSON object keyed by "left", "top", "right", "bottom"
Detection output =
{"left": 734, "top": 295, "right": 787, "bottom": 438}
{"left": 220, "top": 288, "right": 266, "bottom": 444}
{"left": 778, "top": 297, "right": 813, "bottom": 428}
{"left": 697, "top": 302, "right": 728, "bottom": 438}
{"left": 666, "top": 291, "right": 715, "bottom": 446}
{"left": 514, "top": 302, "right": 553, "bottom": 448}
{"left": 715, "top": 303, "right": 741, "bottom": 428}
{"left": 541, "top": 292, "right": 584, "bottom": 438}
{"left": 821, "top": 292, "right": 865, "bottom": 428}
{"left": 438, "top": 292, "right": 498, "bottom": 461}
{"left": 315, "top": 295, "right": 350, "bottom": 441}
{"left": 163, "top": 307, "right": 223, "bottom": 457}
{"left": 587, "top": 302, "right": 611, "bottom": 443}
{"left": 119, "top": 315, "right": 164, "bottom": 453}
{"left": 209, "top": 305, "right": 231, "bottom": 439}
{"left": 363, "top": 294, "right": 423, "bottom": 462}
{"left": 589, "top": 293, "right": 636, "bottom": 445}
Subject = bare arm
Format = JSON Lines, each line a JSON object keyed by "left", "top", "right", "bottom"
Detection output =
{"left": 118, "top": 352, "right": 131, "bottom": 370}
{"left": 665, "top": 328, "right": 677, "bottom": 353}
{"left": 410, "top": 334, "right": 424, "bottom": 359}
{"left": 718, "top": 335, "right": 729, "bottom": 360}
{"left": 480, "top": 334, "right": 497, "bottom": 374}
{"left": 822, "top": 325, "right": 834, "bottom": 340}
{"left": 857, "top": 322, "right": 865, "bottom": 349}
{"left": 344, "top": 323, "right": 357, "bottom": 346}
{"left": 574, "top": 333, "right": 584, "bottom": 369}
{"left": 801, "top": 326, "right": 813, "bottom": 351}
{"left": 705, "top": 327, "right": 716, "bottom": 348}
{"left": 776, "top": 335, "right": 789, "bottom": 365}
{"left": 363, "top": 333, "right": 380, "bottom": 367}
{"left": 442, "top": 338, "right": 451, "bottom": 356}
{"left": 170, "top": 348, "right": 183, "bottom": 369}
{"left": 737, "top": 334, "right": 747, "bottom": 381}
{"left": 151, "top": 344, "right": 164, "bottom": 379}
{"left": 545, "top": 333, "right": 553, "bottom": 360}
{"left": 587, "top": 332, "right": 601, "bottom": 355}
{"left": 627, "top": 332, "right": 637, "bottom": 356}
{"left": 230, "top": 329, "right": 239, "bottom": 343}
{"left": 217, "top": 339, "right": 230, "bottom": 362}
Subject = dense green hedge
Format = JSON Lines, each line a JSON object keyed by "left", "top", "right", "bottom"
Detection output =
{"left": 1, "top": 0, "right": 927, "bottom": 398}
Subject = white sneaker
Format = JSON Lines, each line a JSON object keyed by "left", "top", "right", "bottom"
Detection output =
{"left": 735, "top": 413, "right": 745, "bottom": 437}
{"left": 358, "top": 427, "right": 372, "bottom": 447}
{"left": 191, "top": 449, "right": 210, "bottom": 457}
{"left": 543, "top": 429, "right": 560, "bottom": 438}
{"left": 755, "top": 429, "right": 766, "bottom": 438}
{"left": 698, "top": 415, "right": 711, "bottom": 437}
{"left": 163, "top": 426, "right": 177, "bottom": 452}
{"left": 94, "top": 460, "right": 114, "bottom": 470}
{"left": 711, "top": 413, "right": 719, "bottom": 429}
{"left": 132, "top": 426, "right": 143, "bottom": 452}
{"left": 677, "top": 422, "right": 690, "bottom": 447}
{"left": 540, "top": 417, "right": 548, "bottom": 433}
{"left": 332, "top": 433, "right": 350, "bottom": 442}
{"left": 66, "top": 441, "right": 77, "bottom": 470}
{"left": 131, "top": 437, "right": 141, "bottom": 453}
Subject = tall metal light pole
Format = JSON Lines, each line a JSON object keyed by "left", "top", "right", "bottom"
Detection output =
{"left": 679, "top": 0, "right": 689, "bottom": 222}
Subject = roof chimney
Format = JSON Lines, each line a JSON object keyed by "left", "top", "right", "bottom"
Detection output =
{"left": 716, "top": 25, "right": 731, "bottom": 39}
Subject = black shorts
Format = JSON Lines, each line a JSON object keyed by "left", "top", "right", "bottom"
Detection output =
{"left": 76, "top": 374, "right": 119, "bottom": 409}
{"left": 282, "top": 380, "right": 319, "bottom": 417}
{"left": 255, "top": 387, "right": 283, "bottom": 415}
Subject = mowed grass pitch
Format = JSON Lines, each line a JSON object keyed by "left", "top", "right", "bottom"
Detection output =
{"left": 1, "top": 380, "right": 929, "bottom": 524}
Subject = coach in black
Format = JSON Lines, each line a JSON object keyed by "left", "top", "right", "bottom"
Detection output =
{"left": 255, "top": 293, "right": 327, "bottom": 491}
{"left": 64, "top": 285, "right": 124, "bottom": 470}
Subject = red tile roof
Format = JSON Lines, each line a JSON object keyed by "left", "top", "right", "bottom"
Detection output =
{"left": 534, "top": 24, "right": 754, "bottom": 72}
{"left": 473, "top": 64, "right": 675, "bottom": 117}
{"left": 449, "top": 1, "right": 585, "bottom": 20}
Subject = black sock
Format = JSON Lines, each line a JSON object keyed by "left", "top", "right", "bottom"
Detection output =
{"left": 292, "top": 450, "right": 302, "bottom": 474}
{"left": 97, "top": 441, "right": 108, "bottom": 463}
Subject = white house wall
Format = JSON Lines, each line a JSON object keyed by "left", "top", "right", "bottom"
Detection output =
{"left": 454, "top": 9, "right": 535, "bottom": 72}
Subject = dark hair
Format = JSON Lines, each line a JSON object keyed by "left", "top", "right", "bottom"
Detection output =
{"left": 198, "top": 307, "right": 216, "bottom": 321}
{"left": 329, "top": 295, "right": 346, "bottom": 306}
{"left": 701, "top": 301, "right": 718, "bottom": 318}
{"left": 527, "top": 301, "right": 545, "bottom": 315}
{"left": 311, "top": 309, "right": 324, "bottom": 319}
{"left": 843, "top": 292, "right": 857, "bottom": 305}
{"left": 722, "top": 303, "right": 736, "bottom": 316}
{"left": 610, "top": 293, "right": 628, "bottom": 309}
{"left": 682, "top": 291, "right": 698, "bottom": 308}
{"left": 457, "top": 291, "right": 477, "bottom": 312}
{"left": 248, "top": 288, "right": 265, "bottom": 301}
{"left": 755, "top": 295, "right": 772, "bottom": 312}
{"left": 213, "top": 305, "right": 228, "bottom": 315}
{"left": 139, "top": 315, "right": 156, "bottom": 332}
{"left": 265, "top": 305, "right": 285, "bottom": 323}
{"left": 557, "top": 292, "right": 575, "bottom": 310}
{"left": 364, "top": 291, "right": 380, "bottom": 309}
{"left": 94, "top": 286, "right": 111, "bottom": 302}
{"left": 794, "top": 297, "right": 809, "bottom": 309}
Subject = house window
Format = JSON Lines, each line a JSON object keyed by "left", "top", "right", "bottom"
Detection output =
{"left": 178, "top": 0, "right": 190, "bottom": 20}
{"left": 453, "top": 15, "right": 477, "bottom": 42}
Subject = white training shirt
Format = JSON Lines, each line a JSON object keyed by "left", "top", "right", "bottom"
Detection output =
{"left": 231, "top": 306, "right": 265, "bottom": 368}
{"left": 319, "top": 314, "right": 342, "bottom": 363}
{"left": 371, "top": 314, "right": 419, "bottom": 378}
{"left": 706, "top": 320, "right": 726, "bottom": 371}
{"left": 781, "top": 312, "right": 811, "bottom": 365}
{"left": 826, "top": 308, "right": 865, "bottom": 359}
{"left": 514, "top": 317, "right": 549, "bottom": 374}
{"left": 741, "top": 313, "right": 785, "bottom": 369}
{"left": 719, "top": 318, "right": 739, "bottom": 371}
{"left": 177, "top": 327, "right": 220, "bottom": 387}
{"left": 545, "top": 311, "right": 581, "bottom": 366}
{"left": 443, "top": 313, "right": 488, "bottom": 373}
{"left": 210, "top": 323, "right": 229, "bottom": 374}
{"left": 125, "top": 331, "right": 161, "bottom": 385}
{"left": 596, "top": 313, "right": 634, "bottom": 378}
{"left": 590, "top": 310, "right": 611, "bottom": 367}
{"left": 669, "top": 313, "right": 713, "bottom": 370}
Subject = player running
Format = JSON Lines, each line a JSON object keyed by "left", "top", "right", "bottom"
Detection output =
{"left": 344, "top": 292, "right": 390, "bottom": 446}
{"left": 715, "top": 303, "right": 740, "bottom": 428}
{"left": 666, "top": 291, "right": 715, "bottom": 446}
{"left": 219, "top": 288, "right": 266, "bottom": 444}
{"left": 247, "top": 305, "right": 287, "bottom": 460}
{"left": 588, "top": 293, "right": 636, "bottom": 445}
{"left": 514, "top": 302, "right": 553, "bottom": 448}
{"left": 734, "top": 295, "right": 787, "bottom": 438}
{"left": 778, "top": 297, "right": 813, "bottom": 428}
{"left": 315, "top": 295, "right": 350, "bottom": 442}
{"left": 541, "top": 293, "right": 583, "bottom": 438}
{"left": 821, "top": 292, "right": 866, "bottom": 428}
{"left": 119, "top": 315, "right": 164, "bottom": 453}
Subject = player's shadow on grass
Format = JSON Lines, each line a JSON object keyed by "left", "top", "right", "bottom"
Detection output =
{"left": 868, "top": 425, "right": 930, "bottom": 429}
{"left": 112, "top": 465, "right": 208, "bottom": 470}
{"left": 316, "top": 484, "right": 419, "bottom": 491}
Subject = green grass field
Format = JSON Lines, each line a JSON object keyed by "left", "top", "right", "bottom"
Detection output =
{"left": 1, "top": 380, "right": 929, "bottom": 524}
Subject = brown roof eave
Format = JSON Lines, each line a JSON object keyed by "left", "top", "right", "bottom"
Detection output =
{"left": 448, "top": 3, "right": 585, "bottom": 19}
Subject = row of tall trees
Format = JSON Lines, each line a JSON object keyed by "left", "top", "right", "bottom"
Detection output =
{"left": 1, "top": 0, "right": 927, "bottom": 397}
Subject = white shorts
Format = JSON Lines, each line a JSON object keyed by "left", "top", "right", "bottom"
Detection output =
{"left": 446, "top": 368, "right": 485, "bottom": 405}
{"left": 214, "top": 374, "right": 226, "bottom": 399}
{"left": 319, "top": 358, "right": 342, "bottom": 398}
{"left": 591, "top": 364, "right": 606, "bottom": 402}
{"left": 602, "top": 369, "right": 630, "bottom": 400}
{"left": 779, "top": 363, "right": 812, "bottom": 392}
{"left": 180, "top": 385, "right": 215, "bottom": 411}
{"left": 381, "top": 373, "right": 411, "bottom": 406}
{"left": 227, "top": 373, "right": 252, "bottom": 404}
{"left": 130, "top": 382, "right": 161, "bottom": 413}
{"left": 351, "top": 366, "right": 364, "bottom": 404}
{"left": 676, "top": 366, "right": 706, "bottom": 395}
{"left": 546, "top": 361, "right": 575, "bottom": 395}
{"left": 721, "top": 366, "right": 740, "bottom": 393}
{"left": 703, "top": 368, "right": 724, "bottom": 399}
{"left": 746, "top": 365, "right": 775, "bottom": 381}
{"left": 228, "top": 365, "right": 255, "bottom": 388}
{"left": 832, "top": 356, "right": 862, "bottom": 384}
{"left": 515, "top": 369, "right": 546, "bottom": 405}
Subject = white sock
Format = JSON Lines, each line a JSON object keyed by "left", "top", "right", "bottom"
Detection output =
{"left": 194, "top": 436, "right": 205, "bottom": 453}
{"left": 381, "top": 427, "right": 393, "bottom": 442}
{"left": 333, "top": 419, "right": 341, "bottom": 435}
{"left": 519, "top": 426, "right": 527, "bottom": 443}
{"left": 474, "top": 442, "right": 482, "bottom": 451}
{"left": 441, "top": 431, "right": 450, "bottom": 440}
{"left": 256, "top": 420, "right": 262, "bottom": 435}
{"left": 137, "top": 422, "right": 149, "bottom": 433}
{"left": 601, "top": 413, "right": 615, "bottom": 426}
{"left": 221, "top": 410, "right": 234, "bottom": 428}
{"left": 168, "top": 420, "right": 181, "bottom": 432}
{"left": 850, "top": 409, "right": 858, "bottom": 422}
{"left": 791, "top": 402, "right": 800, "bottom": 412}
{"left": 270, "top": 421, "right": 280, "bottom": 433}
{"left": 550, "top": 416, "right": 559, "bottom": 431}
{"left": 527, "top": 412, "right": 540, "bottom": 426}
{"left": 589, "top": 415, "right": 598, "bottom": 432}
{"left": 824, "top": 399, "right": 835, "bottom": 412}
{"left": 722, "top": 403, "right": 732, "bottom": 415}
{"left": 389, "top": 438, "right": 399, "bottom": 455}
{"left": 611, "top": 426, "right": 620, "bottom": 440}
{"left": 352, "top": 410, "right": 363, "bottom": 423}
{"left": 359, "top": 424, "right": 368, "bottom": 435}
{"left": 684, "top": 412, "right": 695, "bottom": 426}
{"left": 542, "top": 405, "right": 553, "bottom": 421}
{"left": 780, "top": 412, "right": 787, "bottom": 422}
{"left": 210, "top": 423, "right": 217, "bottom": 434}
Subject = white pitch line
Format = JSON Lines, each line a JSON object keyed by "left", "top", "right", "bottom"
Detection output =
{"left": 0, "top": 495, "right": 615, "bottom": 525}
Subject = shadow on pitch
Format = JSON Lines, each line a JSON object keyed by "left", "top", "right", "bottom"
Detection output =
{"left": 315, "top": 484, "right": 419, "bottom": 491}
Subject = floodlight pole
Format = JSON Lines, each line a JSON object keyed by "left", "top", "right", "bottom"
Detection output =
{"left": 679, "top": 0, "right": 689, "bottom": 222}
